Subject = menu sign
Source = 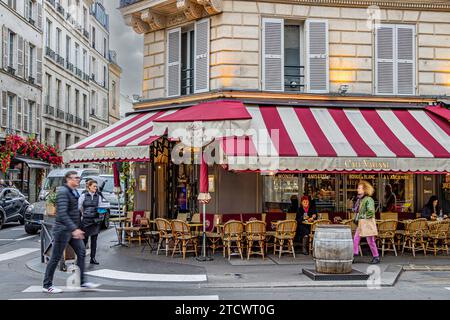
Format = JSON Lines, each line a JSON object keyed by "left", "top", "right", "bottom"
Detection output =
{"left": 348, "top": 174, "right": 377, "bottom": 180}
{"left": 306, "top": 174, "right": 331, "bottom": 179}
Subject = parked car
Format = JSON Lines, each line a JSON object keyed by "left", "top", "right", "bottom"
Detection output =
{"left": 24, "top": 168, "right": 102, "bottom": 235}
{"left": 0, "top": 188, "right": 31, "bottom": 230}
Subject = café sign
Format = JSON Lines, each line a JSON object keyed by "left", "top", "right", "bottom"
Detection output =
{"left": 344, "top": 159, "right": 391, "bottom": 170}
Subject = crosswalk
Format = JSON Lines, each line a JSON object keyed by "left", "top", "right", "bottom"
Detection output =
{"left": 0, "top": 248, "right": 39, "bottom": 262}
{"left": 86, "top": 269, "right": 208, "bottom": 282}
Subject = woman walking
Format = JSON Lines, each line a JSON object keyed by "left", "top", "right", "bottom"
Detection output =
{"left": 79, "top": 180, "right": 106, "bottom": 265}
{"left": 353, "top": 180, "right": 380, "bottom": 264}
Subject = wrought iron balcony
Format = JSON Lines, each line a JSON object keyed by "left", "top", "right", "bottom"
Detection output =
{"left": 28, "top": 76, "right": 35, "bottom": 84}
{"left": 65, "top": 113, "right": 74, "bottom": 123}
{"left": 75, "top": 117, "right": 82, "bottom": 126}
{"left": 47, "top": 0, "right": 55, "bottom": 6}
{"left": 66, "top": 62, "right": 74, "bottom": 72}
{"left": 120, "top": 0, "right": 142, "bottom": 7}
{"left": 45, "top": 47, "right": 55, "bottom": 59}
{"left": 83, "top": 73, "right": 90, "bottom": 82}
{"left": 56, "top": 108, "right": 65, "bottom": 120}
{"left": 7, "top": 66, "right": 15, "bottom": 75}
{"left": 83, "top": 29, "right": 89, "bottom": 39}
{"left": 45, "top": 105, "right": 55, "bottom": 116}
{"left": 56, "top": 3, "right": 64, "bottom": 16}
{"left": 56, "top": 55, "right": 65, "bottom": 66}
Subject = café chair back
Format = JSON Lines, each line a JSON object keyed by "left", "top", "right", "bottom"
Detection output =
{"left": 286, "top": 213, "right": 297, "bottom": 220}
{"left": 273, "top": 220, "right": 297, "bottom": 258}
{"left": 402, "top": 218, "right": 428, "bottom": 257}
{"left": 155, "top": 218, "right": 173, "bottom": 256}
{"left": 380, "top": 212, "right": 398, "bottom": 221}
{"left": 206, "top": 214, "right": 223, "bottom": 255}
{"left": 171, "top": 219, "right": 198, "bottom": 259}
{"left": 377, "top": 219, "right": 398, "bottom": 257}
{"left": 191, "top": 213, "right": 201, "bottom": 223}
{"left": 176, "top": 213, "right": 188, "bottom": 222}
{"left": 426, "top": 220, "right": 450, "bottom": 256}
{"left": 245, "top": 221, "right": 266, "bottom": 259}
{"left": 222, "top": 220, "right": 245, "bottom": 260}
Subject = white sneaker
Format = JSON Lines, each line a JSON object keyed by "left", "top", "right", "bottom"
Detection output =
{"left": 80, "top": 282, "right": 100, "bottom": 290}
{"left": 42, "top": 286, "right": 63, "bottom": 294}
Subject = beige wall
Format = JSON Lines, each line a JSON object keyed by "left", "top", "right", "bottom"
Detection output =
{"left": 140, "top": 0, "right": 450, "bottom": 99}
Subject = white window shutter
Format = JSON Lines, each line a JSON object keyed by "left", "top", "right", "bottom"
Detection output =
{"left": 306, "top": 19, "right": 329, "bottom": 93}
{"left": 24, "top": 40, "right": 29, "bottom": 78}
{"left": 37, "top": 3, "right": 43, "bottom": 30}
{"left": 262, "top": 18, "right": 283, "bottom": 91}
{"left": 36, "top": 103, "right": 41, "bottom": 134}
{"left": 17, "top": 36, "right": 24, "bottom": 77}
{"left": 23, "top": 99, "right": 29, "bottom": 132}
{"left": 13, "top": 33, "right": 18, "bottom": 71}
{"left": 1, "top": 92, "right": 7, "bottom": 128}
{"left": 375, "top": 25, "right": 394, "bottom": 95}
{"left": 397, "top": 25, "right": 415, "bottom": 95}
{"left": 24, "top": 0, "right": 30, "bottom": 20}
{"left": 2, "top": 26, "right": 8, "bottom": 69}
{"left": 17, "top": 97, "right": 22, "bottom": 131}
{"left": 166, "top": 28, "right": 181, "bottom": 97}
{"left": 36, "top": 47, "right": 42, "bottom": 86}
{"left": 194, "top": 18, "right": 210, "bottom": 93}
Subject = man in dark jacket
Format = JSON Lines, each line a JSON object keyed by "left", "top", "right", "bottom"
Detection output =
{"left": 43, "top": 171, "right": 99, "bottom": 294}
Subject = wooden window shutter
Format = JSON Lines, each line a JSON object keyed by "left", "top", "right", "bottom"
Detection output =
{"left": 166, "top": 28, "right": 181, "bottom": 97}
{"left": 194, "top": 18, "right": 210, "bottom": 93}
{"left": 17, "top": 36, "right": 24, "bottom": 77}
{"left": 1, "top": 92, "right": 7, "bottom": 128}
{"left": 36, "top": 47, "right": 42, "bottom": 86}
{"left": 397, "top": 25, "right": 415, "bottom": 95}
{"left": 24, "top": 40, "right": 29, "bottom": 78}
{"left": 23, "top": 99, "right": 29, "bottom": 132}
{"left": 306, "top": 19, "right": 329, "bottom": 93}
{"left": 375, "top": 25, "right": 394, "bottom": 95}
{"left": 2, "top": 26, "right": 8, "bottom": 69}
{"left": 38, "top": 3, "right": 43, "bottom": 30}
{"left": 17, "top": 97, "right": 22, "bottom": 131}
{"left": 262, "top": 18, "right": 283, "bottom": 91}
{"left": 36, "top": 103, "right": 41, "bottom": 134}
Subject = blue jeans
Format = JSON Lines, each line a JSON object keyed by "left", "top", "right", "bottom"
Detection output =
{"left": 43, "top": 230, "right": 86, "bottom": 288}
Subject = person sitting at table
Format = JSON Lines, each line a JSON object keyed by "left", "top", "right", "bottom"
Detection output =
{"left": 382, "top": 184, "right": 396, "bottom": 213}
{"left": 421, "top": 195, "right": 447, "bottom": 220}
{"left": 296, "top": 196, "right": 318, "bottom": 255}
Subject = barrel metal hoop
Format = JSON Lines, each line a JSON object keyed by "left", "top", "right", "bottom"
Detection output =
{"left": 313, "top": 258, "right": 353, "bottom": 263}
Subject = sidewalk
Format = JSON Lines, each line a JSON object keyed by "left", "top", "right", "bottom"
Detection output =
{"left": 26, "top": 228, "right": 450, "bottom": 289}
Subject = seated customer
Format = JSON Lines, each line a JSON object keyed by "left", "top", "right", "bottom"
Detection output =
{"left": 296, "top": 196, "right": 318, "bottom": 255}
{"left": 421, "top": 195, "right": 447, "bottom": 220}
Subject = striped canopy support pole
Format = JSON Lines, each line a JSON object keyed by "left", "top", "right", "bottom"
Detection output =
{"left": 197, "top": 152, "right": 213, "bottom": 262}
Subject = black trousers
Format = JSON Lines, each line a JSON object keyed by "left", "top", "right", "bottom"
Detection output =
{"left": 81, "top": 221, "right": 100, "bottom": 260}
{"left": 43, "top": 231, "right": 86, "bottom": 288}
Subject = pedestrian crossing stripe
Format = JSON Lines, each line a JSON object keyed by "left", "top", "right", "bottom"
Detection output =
{"left": 12, "top": 295, "right": 220, "bottom": 300}
{"left": 0, "top": 248, "right": 39, "bottom": 262}
{"left": 22, "top": 286, "right": 122, "bottom": 293}
{"left": 86, "top": 269, "right": 207, "bottom": 282}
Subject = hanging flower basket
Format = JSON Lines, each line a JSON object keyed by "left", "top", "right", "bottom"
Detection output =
{"left": 0, "top": 134, "right": 63, "bottom": 173}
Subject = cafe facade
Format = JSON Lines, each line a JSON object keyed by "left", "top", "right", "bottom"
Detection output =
{"left": 65, "top": 0, "right": 450, "bottom": 222}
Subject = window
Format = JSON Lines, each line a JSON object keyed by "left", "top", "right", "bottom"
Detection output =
{"left": 8, "top": 31, "right": 15, "bottom": 68}
{"left": 103, "top": 65, "right": 107, "bottom": 87}
{"left": 65, "top": 134, "right": 71, "bottom": 149}
{"left": 83, "top": 94, "right": 87, "bottom": 120}
{"left": 166, "top": 19, "right": 210, "bottom": 97}
{"left": 375, "top": 24, "right": 416, "bottom": 95}
{"left": 66, "top": 36, "right": 71, "bottom": 63}
{"left": 75, "top": 89, "right": 80, "bottom": 118}
{"left": 90, "top": 90, "right": 96, "bottom": 115}
{"left": 92, "top": 26, "right": 96, "bottom": 48}
{"left": 82, "top": 49, "right": 87, "bottom": 73}
{"left": 45, "top": 128, "right": 51, "bottom": 144}
{"left": 56, "top": 79, "right": 62, "bottom": 108}
{"left": 103, "top": 38, "right": 107, "bottom": 57}
{"left": 17, "top": 97, "right": 22, "bottom": 131}
{"left": 28, "top": 101, "right": 34, "bottom": 133}
{"left": 262, "top": 18, "right": 329, "bottom": 93}
{"left": 112, "top": 81, "right": 116, "bottom": 110}
{"left": 7, "top": 0, "right": 17, "bottom": 10}
{"left": 25, "top": 0, "right": 34, "bottom": 22}
{"left": 29, "top": 45, "right": 35, "bottom": 78}
{"left": 91, "top": 57, "right": 97, "bottom": 79}
{"left": 83, "top": 7, "right": 88, "bottom": 30}
{"left": 65, "top": 84, "right": 71, "bottom": 113}
{"left": 75, "top": 43, "right": 80, "bottom": 68}
{"left": 7, "top": 95, "right": 14, "bottom": 129}
{"left": 55, "top": 131, "right": 61, "bottom": 149}
{"left": 102, "top": 97, "right": 107, "bottom": 119}
{"left": 74, "top": 136, "right": 80, "bottom": 144}
{"left": 56, "top": 28, "right": 62, "bottom": 55}
{"left": 46, "top": 19, "right": 52, "bottom": 48}
{"left": 36, "top": 102, "right": 41, "bottom": 134}
{"left": 45, "top": 73, "right": 51, "bottom": 105}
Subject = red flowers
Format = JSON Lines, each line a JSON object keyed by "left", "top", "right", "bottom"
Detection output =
{"left": 0, "top": 135, "right": 63, "bottom": 173}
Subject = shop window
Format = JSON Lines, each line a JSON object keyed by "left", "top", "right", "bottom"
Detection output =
{"left": 303, "top": 174, "right": 337, "bottom": 214}
{"left": 346, "top": 174, "right": 379, "bottom": 212}
{"left": 381, "top": 174, "right": 414, "bottom": 213}
{"left": 264, "top": 174, "right": 300, "bottom": 212}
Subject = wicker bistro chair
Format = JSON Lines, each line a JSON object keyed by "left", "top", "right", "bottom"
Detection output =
{"left": 206, "top": 214, "right": 223, "bottom": 255}
{"left": 286, "top": 213, "right": 297, "bottom": 220}
{"left": 245, "top": 221, "right": 267, "bottom": 259}
{"left": 426, "top": 220, "right": 450, "bottom": 256}
{"left": 171, "top": 220, "right": 198, "bottom": 259}
{"left": 401, "top": 218, "right": 428, "bottom": 257}
{"left": 308, "top": 219, "right": 331, "bottom": 254}
{"left": 155, "top": 218, "right": 173, "bottom": 256}
{"left": 222, "top": 221, "right": 245, "bottom": 260}
{"left": 377, "top": 219, "right": 398, "bottom": 257}
{"left": 272, "top": 220, "right": 297, "bottom": 259}
{"left": 123, "top": 217, "right": 151, "bottom": 245}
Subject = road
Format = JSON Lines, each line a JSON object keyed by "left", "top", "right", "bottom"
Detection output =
{"left": 1, "top": 221, "right": 450, "bottom": 301}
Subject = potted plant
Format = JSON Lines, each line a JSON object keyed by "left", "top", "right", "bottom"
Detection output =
{"left": 46, "top": 190, "right": 57, "bottom": 216}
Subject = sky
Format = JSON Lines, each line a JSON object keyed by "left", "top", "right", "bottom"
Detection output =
{"left": 104, "top": 0, "right": 143, "bottom": 98}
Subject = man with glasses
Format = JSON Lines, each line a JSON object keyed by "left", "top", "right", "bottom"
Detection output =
{"left": 43, "top": 171, "right": 100, "bottom": 293}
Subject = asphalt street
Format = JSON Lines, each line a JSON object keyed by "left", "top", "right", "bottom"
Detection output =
{"left": 1, "top": 221, "right": 450, "bottom": 300}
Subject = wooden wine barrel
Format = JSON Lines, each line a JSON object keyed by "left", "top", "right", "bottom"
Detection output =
{"left": 313, "top": 225, "right": 353, "bottom": 274}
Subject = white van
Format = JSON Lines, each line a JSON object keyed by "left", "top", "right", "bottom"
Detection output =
{"left": 39, "top": 168, "right": 100, "bottom": 200}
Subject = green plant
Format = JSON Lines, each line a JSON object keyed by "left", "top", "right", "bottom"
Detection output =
{"left": 120, "top": 162, "right": 135, "bottom": 212}
{"left": 46, "top": 191, "right": 57, "bottom": 206}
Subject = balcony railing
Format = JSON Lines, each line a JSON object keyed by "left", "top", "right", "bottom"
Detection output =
{"left": 5, "top": 127, "right": 18, "bottom": 135}
{"left": 83, "top": 73, "right": 90, "bottom": 82}
{"left": 75, "top": 117, "right": 82, "bottom": 126}
{"left": 28, "top": 76, "right": 35, "bottom": 84}
{"left": 56, "top": 54, "right": 65, "bottom": 67}
{"left": 7, "top": 66, "right": 15, "bottom": 75}
{"left": 47, "top": 0, "right": 55, "bottom": 6}
{"left": 45, "top": 47, "right": 55, "bottom": 60}
{"left": 45, "top": 105, "right": 55, "bottom": 116}
{"left": 66, "top": 62, "right": 74, "bottom": 72}
{"left": 56, "top": 108, "right": 65, "bottom": 120}
{"left": 284, "top": 65, "right": 306, "bottom": 93}
{"left": 65, "top": 113, "right": 74, "bottom": 123}
{"left": 83, "top": 120, "right": 89, "bottom": 129}
{"left": 83, "top": 29, "right": 89, "bottom": 39}
{"left": 28, "top": 18, "right": 35, "bottom": 26}
{"left": 120, "top": 0, "right": 142, "bottom": 8}
{"left": 75, "top": 68, "right": 83, "bottom": 78}
{"left": 56, "top": 3, "right": 65, "bottom": 16}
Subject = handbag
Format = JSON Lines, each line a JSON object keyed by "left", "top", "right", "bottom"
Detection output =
{"left": 358, "top": 218, "right": 378, "bottom": 237}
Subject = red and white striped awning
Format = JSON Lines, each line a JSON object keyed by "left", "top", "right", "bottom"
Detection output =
{"left": 221, "top": 106, "right": 450, "bottom": 172}
{"left": 63, "top": 109, "right": 176, "bottom": 162}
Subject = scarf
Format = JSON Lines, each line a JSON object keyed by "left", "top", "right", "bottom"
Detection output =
{"left": 353, "top": 195, "right": 364, "bottom": 214}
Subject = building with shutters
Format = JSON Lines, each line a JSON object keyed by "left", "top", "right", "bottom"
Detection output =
{"left": 66, "top": 0, "right": 450, "bottom": 221}
{"left": 42, "top": 0, "right": 115, "bottom": 153}
{"left": 108, "top": 50, "right": 121, "bottom": 125}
